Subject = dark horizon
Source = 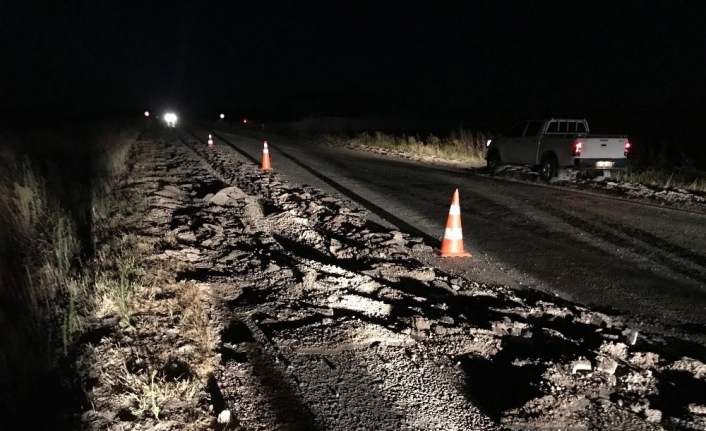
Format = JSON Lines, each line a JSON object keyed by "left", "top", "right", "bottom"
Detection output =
{"left": 2, "top": 1, "right": 706, "bottom": 126}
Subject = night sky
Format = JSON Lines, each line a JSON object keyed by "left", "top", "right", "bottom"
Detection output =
{"left": 2, "top": 1, "right": 705, "bottom": 122}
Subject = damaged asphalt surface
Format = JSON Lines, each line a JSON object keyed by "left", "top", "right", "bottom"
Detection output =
{"left": 205, "top": 126, "right": 706, "bottom": 331}
{"left": 80, "top": 129, "right": 706, "bottom": 430}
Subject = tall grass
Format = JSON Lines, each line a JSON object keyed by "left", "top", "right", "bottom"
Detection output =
{"left": 602, "top": 135, "right": 706, "bottom": 193}
{"left": 613, "top": 168, "right": 706, "bottom": 193}
{"left": 0, "top": 122, "right": 137, "bottom": 428}
{"left": 321, "top": 127, "right": 706, "bottom": 193}
{"left": 326, "top": 129, "right": 490, "bottom": 165}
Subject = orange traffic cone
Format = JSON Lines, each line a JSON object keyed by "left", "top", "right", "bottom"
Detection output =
{"left": 438, "top": 189, "right": 471, "bottom": 258}
{"left": 207, "top": 134, "right": 214, "bottom": 147}
{"left": 261, "top": 141, "right": 272, "bottom": 170}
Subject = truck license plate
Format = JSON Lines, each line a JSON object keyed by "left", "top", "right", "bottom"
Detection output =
{"left": 595, "top": 161, "right": 614, "bottom": 168}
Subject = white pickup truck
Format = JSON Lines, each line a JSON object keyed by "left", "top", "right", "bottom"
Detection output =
{"left": 486, "top": 119, "right": 630, "bottom": 181}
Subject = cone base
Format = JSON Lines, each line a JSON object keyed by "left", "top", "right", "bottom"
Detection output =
{"left": 261, "top": 167, "right": 272, "bottom": 171}
{"left": 437, "top": 250, "right": 472, "bottom": 258}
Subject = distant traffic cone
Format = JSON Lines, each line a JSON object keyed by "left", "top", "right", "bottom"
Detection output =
{"left": 207, "top": 134, "right": 214, "bottom": 147}
{"left": 438, "top": 189, "right": 472, "bottom": 258}
{"left": 261, "top": 141, "right": 272, "bottom": 170}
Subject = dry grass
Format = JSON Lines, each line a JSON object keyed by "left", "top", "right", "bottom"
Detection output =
{"left": 325, "top": 129, "right": 489, "bottom": 165}
{"left": 94, "top": 253, "right": 143, "bottom": 323}
{"left": 94, "top": 347, "right": 202, "bottom": 421}
{"left": 614, "top": 168, "right": 706, "bottom": 193}
{"left": 179, "top": 282, "right": 214, "bottom": 348}
{"left": 86, "top": 232, "right": 215, "bottom": 426}
{"left": 0, "top": 123, "right": 138, "bottom": 426}
{"left": 0, "top": 125, "right": 219, "bottom": 428}
{"left": 78, "top": 176, "right": 216, "bottom": 425}
{"left": 1, "top": 155, "right": 79, "bottom": 359}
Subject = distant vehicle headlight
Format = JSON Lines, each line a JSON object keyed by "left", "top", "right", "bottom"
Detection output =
{"left": 164, "top": 113, "right": 178, "bottom": 127}
{"left": 486, "top": 139, "right": 492, "bottom": 147}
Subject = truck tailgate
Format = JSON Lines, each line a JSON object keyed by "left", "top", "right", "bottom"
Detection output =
{"left": 580, "top": 137, "right": 626, "bottom": 159}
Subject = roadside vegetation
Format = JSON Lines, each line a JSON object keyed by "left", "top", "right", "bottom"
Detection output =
{"left": 613, "top": 168, "right": 706, "bottom": 193}
{"left": 75, "top": 135, "right": 217, "bottom": 429}
{"left": 323, "top": 129, "right": 489, "bottom": 165}
{"left": 0, "top": 125, "right": 219, "bottom": 429}
{"left": 320, "top": 128, "right": 706, "bottom": 194}
{"left": 81, "top": 164, "right": 215, "bottom": 428}
{"left": 610, "top": 138, "right": 706, "bottom": 193}
{"left": 0, "top": 123, "right": 138, "bottom": 429}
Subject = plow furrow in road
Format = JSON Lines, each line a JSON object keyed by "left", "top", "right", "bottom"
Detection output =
{"left": 199, "top": 125, "right": 706, "bottom": 329}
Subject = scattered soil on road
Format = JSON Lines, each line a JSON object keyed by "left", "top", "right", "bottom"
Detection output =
{"left": 78, "top": 131, "right": 706, "bottom": 430}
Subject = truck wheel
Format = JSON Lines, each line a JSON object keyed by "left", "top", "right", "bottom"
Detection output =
{"left": 539, "top": 155, "right": 557, "bottom": 182}
{"left": 486, "top": 151, "right": 502, "bottom": 173}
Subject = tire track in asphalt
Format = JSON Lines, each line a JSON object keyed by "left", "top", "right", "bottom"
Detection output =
{"left": 488, "top": 182, "right": 706, "bottom": 285}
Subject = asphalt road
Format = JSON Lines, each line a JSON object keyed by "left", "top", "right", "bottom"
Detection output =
{"left": 197, "top": 125, "right": 706, "bottom": 328}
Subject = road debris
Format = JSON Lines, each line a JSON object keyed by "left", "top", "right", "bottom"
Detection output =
{"left": 77, "top": 130, "right": 706, "bottom": 430}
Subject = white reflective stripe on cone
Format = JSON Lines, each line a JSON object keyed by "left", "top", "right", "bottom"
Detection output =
{"left": 448, "top": 205, "right": 461, "bottom": 215}
{"left": 444, "top": 228, "right": 464, "bottom": 240}
{"left": 263, "top": 149, "right": 269, "bottom": 154}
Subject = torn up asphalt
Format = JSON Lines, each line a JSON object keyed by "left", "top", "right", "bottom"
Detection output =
{"left": 81, "top": 131, "right": 706, "bottom": 431}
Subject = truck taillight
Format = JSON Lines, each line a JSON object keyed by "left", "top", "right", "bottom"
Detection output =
{"left": 624, "top": 140, "right": 631, "bottom": 157}
{"left": 572, "top": 141, "right": 582, "bottom": 157}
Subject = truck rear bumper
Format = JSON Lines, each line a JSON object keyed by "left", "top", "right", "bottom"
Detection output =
{"left": 571, "top": 158, "right": 629, "bottom": 170}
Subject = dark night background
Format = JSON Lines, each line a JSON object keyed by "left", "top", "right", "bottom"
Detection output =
{"left": 1, "top": 1, "right": 705, "bottom": 140}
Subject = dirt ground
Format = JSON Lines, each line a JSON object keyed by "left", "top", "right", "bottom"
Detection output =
{"left": 77, "top": 131, "right": 706, "bottom": 430}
